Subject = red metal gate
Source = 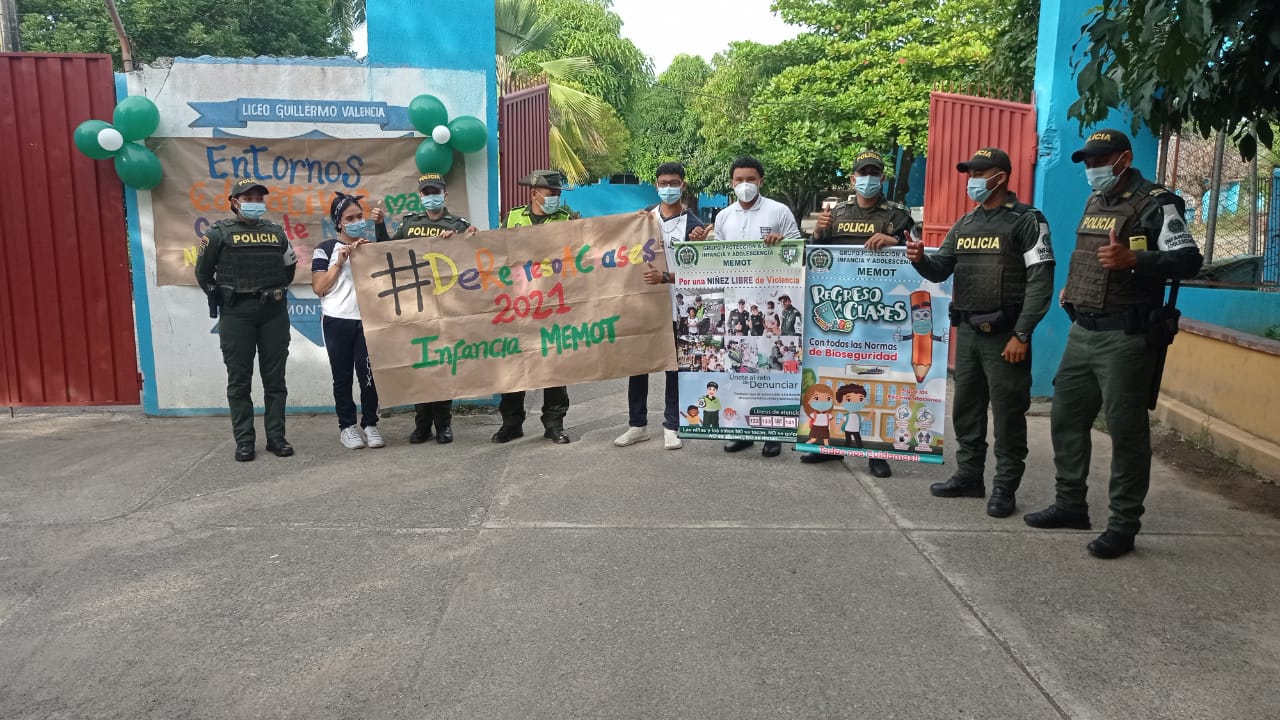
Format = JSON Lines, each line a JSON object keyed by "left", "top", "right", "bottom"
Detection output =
{"left": 922, "top": 90, "right": 1037, "bottom": 248}
{"left": 0, "top": 53, "right": 139, "bottom": 406}
{"left": 498, "top": 81, "right": 550, "bottom": 221}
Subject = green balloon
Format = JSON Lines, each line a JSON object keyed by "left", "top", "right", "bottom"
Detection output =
{"left": 73, "top": 120, "right": 115, "bottom": 160}
{"left": 112, "top": 96, "right": 160, "bottom": 141}
{"left": 447, "top": 116, "right": 487, "bottom": 153}
{"left": 114, "top": 142, "right": 164, "bottom": 190}
{"left": 415, "top": 139, "right": 454, "bottom": 175}
{"left": 408, "top": 94, "right": 449, "bottom": 135}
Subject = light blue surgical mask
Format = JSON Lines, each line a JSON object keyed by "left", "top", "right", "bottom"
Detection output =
{"left": 1086, "top": 162, "right": 1121, "bottom": 193}
{"left": 343, "top": 219, "right": 368, "bottom": 237}
{"left": 913, "top": 319, "right": 933, "bottom": 335}
{"left": 540, "top": 195, "right": 561, "bottom": 214}
{"left": 238, "top": 201, "right": 267, "bottom": 219}
{"left": 422, "top": 194, "right": 445, "bottom": 211}
{"left": 854, "top": 175, "right": 882, "bottom": 199}
{"left": 842, "top": 400, "right": 866, "bottom": 412}
{"left": 966, "top": 176, "right": 994, "bottom": 203}
{"left": 811, "top": 400, "right": 834, "bottom": 412}
{"left": 657, "top": 186, "right": 683, "bottom": 205}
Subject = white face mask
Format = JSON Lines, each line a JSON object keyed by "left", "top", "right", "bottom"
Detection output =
{"left": 734, "top": 182, "right": 759, "bottom": 203}
{"left": 1085, "top": 155, "right": 1125, "bottom": 192}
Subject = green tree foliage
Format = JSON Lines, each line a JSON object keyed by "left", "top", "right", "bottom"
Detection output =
{"left": 625, "top": 54, "right": 716, "bottom": 185}
{"left": 982, "top": 0, "right": 1037, "bottom": 95}
{"left": 513, "top": 0, "right": 652, "bottom": 115}
{"left": 18, "top": 0, "right": 352, "bottom": 68}
{"left": 1071, "top": 0, "right": 1278, "bottom": 159}
{"left": 567, "top": 102, "right": 631, "bottom": 180}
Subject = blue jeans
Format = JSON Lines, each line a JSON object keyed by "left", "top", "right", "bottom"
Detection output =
{"left": 628, "top": 372, "right": 679, "bottom": 430}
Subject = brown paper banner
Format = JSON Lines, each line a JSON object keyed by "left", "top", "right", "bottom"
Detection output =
{"left": 352, "top": 212, "right": 676, "bottom": 405}
{"left": 149, "top": 137, "right": 457, "bottom": 286}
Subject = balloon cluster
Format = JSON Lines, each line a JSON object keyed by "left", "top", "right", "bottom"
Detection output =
{"left": 407, "top": 94, "right": 487, "bottom": 175}
{"left": 73, "top": 96, "right": 163, "bottom": 190}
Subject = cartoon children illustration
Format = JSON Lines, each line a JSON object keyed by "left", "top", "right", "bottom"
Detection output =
{"left": 699, "top": 382, "right": 722, "bottom": 427}
{"left": 802, "top": 383, "right": 836, "bottom": 446}
{"left": 836, "top": 383, "right": 870, "bottom": 449}
{"left": 681, "top": 405, "right": 701, "bottom": 426}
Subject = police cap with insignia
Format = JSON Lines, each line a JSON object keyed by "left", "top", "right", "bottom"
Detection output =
{"left": 229, "top": 178, "right": 270, "bottom": 198}
{"left": 519, "top": 169, "right": 566, "bottom": 190}
{"left": 419, "top": 172, "right": 447, "bottom": 191}
{"left": 852, "top": 150, "right": 885, "bottom": 173}
{"left": 1071, "top": 129, "right": 1133, "bottom": 163}
{"left": 956, "top": 147, "right": 1012, "bottom": 173}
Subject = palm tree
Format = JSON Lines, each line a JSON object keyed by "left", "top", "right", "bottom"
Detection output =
{"left": 495, "top": 0, "right": 616, "bottom": 184}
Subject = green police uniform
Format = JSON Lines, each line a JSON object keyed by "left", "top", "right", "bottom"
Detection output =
{"left": 1050, "top": 166, "right": 1202, "bottom": 536}
{"left": 497, "top": 195, "right": 577, "bottom": 434}
{"left": 375, "top": 204, "right": 473, "bottom": 437}
{"left": 911, "top": 191, "right": 1055, "bottom": 492}
{"left": 194, "top": 212, "right": 298, "bottom": 450}
{"left": 814, "top": 197, "right": 914, "bottom": 246}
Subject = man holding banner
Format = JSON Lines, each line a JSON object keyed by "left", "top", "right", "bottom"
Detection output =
{"left": 616, "top": 162, "right": 709, "bottom": 451}
{"left": 905, "top": 147, "right": 1054, "bottom": 518}
{"left": 493, "top": 170, "right": 580, "bottom": 445}
{"left": 807, "top": 149, "right": 915, "bottom": 478}
{"left": 714, "top": 157, "right": 803, "bottom": 459}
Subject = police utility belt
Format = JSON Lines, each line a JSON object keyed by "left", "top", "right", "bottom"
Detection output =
{"left": 232, "top": 287, "right": 288, "bottom": 305}
{"left": 1064, "top": 302, "right": 1180, "bottom": 351}
{"left": 950, "top": 305, "right": 1020, "bottom": 334}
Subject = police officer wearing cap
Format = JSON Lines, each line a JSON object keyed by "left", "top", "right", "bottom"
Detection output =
{"left": 1024, "top": 129, "right": 1203, "bottom": 559}
{"left": 372, "top": 172, "right": 477, "bottom": 445}
{"left": 906, "top": 147, "right": 1054, "bottom": 517}
{"left": 493, "top": 170, "right": 579, "bottom": 444}
{"left": 195, "top": 178, "right": 299, "bottom": 461}
{"left": 809, "top": 149, "right": 915, "bottom": 478}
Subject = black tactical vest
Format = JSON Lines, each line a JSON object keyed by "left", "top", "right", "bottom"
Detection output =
{"left": 396, "top": 211, "right": 471, "bottom": 238}
{"left": 214, "top": 219, "right": 290, "bottom": 293}
{"left": 826, "top": 200, "right": 907, "bottom": 245}
{"left": 949, "top": 203, "right": 1031, "bottom": 312}
{"left": 1062, "top": 181, "right": 1166, "bottom": 309}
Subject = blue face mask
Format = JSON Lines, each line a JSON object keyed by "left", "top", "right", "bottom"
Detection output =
{"left": 238, "top": 201, "right": 267, "bottom": 219}
{"left": 966, "top": 176, "right": 994, "bottom": 203}
{"left": 422, "top": 194, "right": 445, "bottom": 211}
{"left": 343, "top": 219, "right": 368, "bottom": 237}
{"left": 657, "top": 186, "right": 683, "bottom": 205}
{"left": 854, "top": 175, "right": 882, "bottom": 199}
{"left": 842, "top": 400, "right": 866, "bottom": 412}
{"left": 1086, "top": 162, "right": 1121, "bottom": 193}
{"left": 912, "top": 319, "right": 932, "bottom": 335}
{"left": 810, "top": 400, "right": 834, "bottom": 412}
{"left": 540, "top": 195, "right": 561, "bottom": 214}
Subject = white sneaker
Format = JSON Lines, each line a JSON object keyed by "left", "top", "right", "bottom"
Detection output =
{"left": 614, "top": 426, "right": 650, "bottom": 447}
{"left": 340, "top": 426, "right": 366, "bottom": 449}
{"left": 363, "top": 425, "right": 385, "bottom": 448}
{"left": 664, "top": 428, "right": 683, "bottom": 450}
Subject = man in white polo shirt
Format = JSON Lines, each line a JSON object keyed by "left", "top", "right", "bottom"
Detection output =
{"left": 713, "top": 156, "right": 803, "bottom": 458}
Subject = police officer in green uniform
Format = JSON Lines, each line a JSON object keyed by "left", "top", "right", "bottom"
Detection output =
{"left": 195, "top": 178, "right": 298, "bottom": 461}
{"left": 493, "top": 170, "right": 580, "bottom": 445}
{"left": 1025, "top": 130, "right": 1203, "bottom": 559}
{"left": 809, "top": 149, "right": 915, "bottom": 478}
{"left": 372, "top": 172, "right": 476, "bottom": 445}
{"left": 906, "top": 147, "right": 1054, "bottom": 517}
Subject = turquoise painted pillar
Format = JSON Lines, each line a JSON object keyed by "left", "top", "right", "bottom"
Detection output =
{"left": 365, "top": 0, "right": 500, "bottom": 227}
{"left": 1031, "top": 0, "right": 1158, "bottom": 395}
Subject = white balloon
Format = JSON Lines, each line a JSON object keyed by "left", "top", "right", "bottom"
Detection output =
{"left": 97, "top": 127, "right": 125, "bottom": 152}
{"left": 431, "top": 125, "right": 452, "bottom": 144}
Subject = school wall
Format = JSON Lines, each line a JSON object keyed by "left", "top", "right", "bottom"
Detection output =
{"left": 1156, "top": 320, "right": 1280, "bottom": 480}
{"left": 125, "top": 1, "right": 498, "bottom": 415}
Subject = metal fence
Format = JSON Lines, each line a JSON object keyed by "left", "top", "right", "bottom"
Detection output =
{"left": 1158, "top": 131, "right": 1278, "bottom": 287}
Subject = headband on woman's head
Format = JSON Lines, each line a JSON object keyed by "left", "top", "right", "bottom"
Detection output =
{"left": 330, "top": 192, "right": 363, "bottom": 228}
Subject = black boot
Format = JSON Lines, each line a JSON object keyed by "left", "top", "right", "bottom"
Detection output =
{"left": 867, "top": 459, "right": 892, "bottom": 478}
{"left": 409, "top": 426, "right": 433, "bottom": 444}
{"left": 1087, "top": 529, "right": 1136, "bottom": 559}
{"left": 265, "top": 437, "right": 294, "bottom": 457}
{"left": 234, "top": 441, "right": 255, "bottom": 462}
{"left": 724, "top": 440, "right": 754, "bottom": 452}
{"left": 436, "top": 426, "right": 454, "bottom": 444}
{"left": 800, "top": 452, "right": 839, "bottom": 464}
{"left": 761, "top": 442, "right": 782, "bottom": 457}
{"left": 1023, "top": 504, "right": 1092, "bottom": 530}
{"left": 491, "top": 426, "right": 524, "bottom": 443}
{"left": 986, "top": 486, "right": 1016, "bottom": 518}
{"left": 929, "top": 473, "right": 984, "bottom": 498}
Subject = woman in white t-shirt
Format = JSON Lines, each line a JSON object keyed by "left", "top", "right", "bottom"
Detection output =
{"left": 312, "top": 193, "right": 384, "bottom": 450}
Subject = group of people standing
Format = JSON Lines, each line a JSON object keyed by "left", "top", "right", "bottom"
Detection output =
{"left": 196, "top": 128, "right": 1199, "bottom": 560}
